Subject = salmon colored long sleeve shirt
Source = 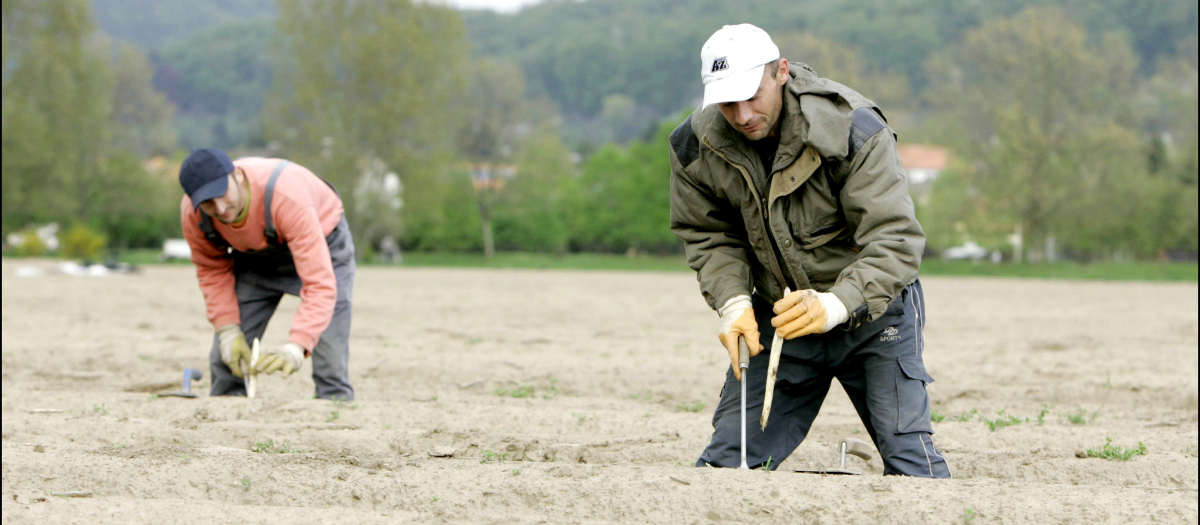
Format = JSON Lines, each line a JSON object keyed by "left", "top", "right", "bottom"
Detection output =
{"left": 180, "top": 158, "right": 345, "bottom": 351}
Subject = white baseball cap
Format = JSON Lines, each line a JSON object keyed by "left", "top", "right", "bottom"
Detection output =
{"left": 700, "top": 24, "right": 780, "bottom": 109}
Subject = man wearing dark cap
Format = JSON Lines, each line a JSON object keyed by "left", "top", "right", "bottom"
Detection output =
{"left": 179, "top": 148, "right": 355, "bottom": 400}
{"left": 670, "top": 24, "right": 950, "bottom": 476}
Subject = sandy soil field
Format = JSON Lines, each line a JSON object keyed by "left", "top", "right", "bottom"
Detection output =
{"left": 2, "top": 257, "right": 1197, "bottom": 524}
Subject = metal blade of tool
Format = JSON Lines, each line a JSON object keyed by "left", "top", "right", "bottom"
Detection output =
{"left": 760, "top": 287, "right": 790, "bottom": 430}
{"left": 738, "top": 335, "right": 750, "bottom": 469}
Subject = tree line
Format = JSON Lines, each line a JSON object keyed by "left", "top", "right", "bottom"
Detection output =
{"left": 2, "top": 0, "right": 1196, "bottom": 262}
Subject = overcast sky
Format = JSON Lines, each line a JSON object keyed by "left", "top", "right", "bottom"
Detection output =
{"left": 441, "top": 0, "right": 549, "bottom": 14}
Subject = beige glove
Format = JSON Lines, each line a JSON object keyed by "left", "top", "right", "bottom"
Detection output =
{"left": 217, "top": 324, "right": 252, "bottom": 379}
{"left": 771, "top": 290, "right": 849, "bottom": 339}
{"left": 255, "top": 342, "right": 306, "bottom": 378}
{"left": 717, "top": 295, "right": 763, "bottom": 381}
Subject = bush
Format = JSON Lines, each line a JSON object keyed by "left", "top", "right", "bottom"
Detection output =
{"left": 62, "top": 223, "right": 108, "bottom": 260}
{"left": 12, "top": 229, "right": 48, "bottom": 257}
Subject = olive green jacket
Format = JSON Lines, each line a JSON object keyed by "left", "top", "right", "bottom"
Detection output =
{"left": 669, "top": 64, "right": 924, "bottom": 329}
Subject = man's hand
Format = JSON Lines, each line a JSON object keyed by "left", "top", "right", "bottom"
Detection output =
{"left": 771, "top": 290, "right": 849, "bottom": 339}
{"left": 717, "top": 296, "right": 763, "bottom": 381}
{"left": 255, "top": 342, "right": 306, "bottom": 378}
{"left": 217, "top": 324, "right": 252, "bottom": 379}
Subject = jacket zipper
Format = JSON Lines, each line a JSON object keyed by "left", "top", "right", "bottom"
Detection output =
{"left": 703, "top": 136, "right": 798, "bottom": 294}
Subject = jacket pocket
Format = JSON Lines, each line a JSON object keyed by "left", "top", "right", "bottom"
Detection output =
{"left": 895, "top": 356, "right": 934, "bottom": 434}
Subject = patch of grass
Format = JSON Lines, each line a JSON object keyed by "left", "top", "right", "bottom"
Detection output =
{"left": 252, "top": 439, "right": 303, "bottom": 454}
{"left": 431, "top": 495, "right": 439, "bottom": 502}
{"left": 1037, "top": 404, "right": 1050, "bottom": 425}
{"left": 1086, "top": 437, "right": 1146, "bottom": 461}
{"left": 326, "top": 408, "right": 340, "bottom": 423}
{"left": 480, "top": 450, "right": 510, "bottom": 463}
{"left": 572, "top": 412, "right": 588, "bottom": 425}
{"left": 542, "top": 379, "right": 561, "bottom": 400}
{"left": 626, "top": 390, "right": 655, "bottom": 401}
{"left": 1062, "top": 407, "right": 1100, "bottom": 425}
{"left": 964, "top": 508, "right": 976, "bottom": 523}
{"left": 494, "top": 385, "right": 535, "bottom": 398}
{"left": 675, "top": 401, "right": 707, "bottom": 413}
{"left": 762, "top": 456, "right": 773, "bottom": 471}
{"left": 981, "top": 410, "right": 1025, "bottom": 432}
{"left": 931, "top": 409, "right": 947, "bottom": 423}
{"left": 954, "top": 409, "right": 979, "bottom": 422}
{"left": 241, "top": 476, "right": 252, "bottom": 490}
{"left": 510, "top": 468, "right": 521, "bottom": 476}
{"left": 181, "top": 454, "right": 190, "bottom": 464}
{"left": 93, "top": 404, "right": 108, "bottom": 416}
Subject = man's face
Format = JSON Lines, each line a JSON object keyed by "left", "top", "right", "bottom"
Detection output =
{"left": 198, "top": 170, "right": 246, "bottom": 224}
{"left": 717, "top": 59, "right": 789, "bottom": 141}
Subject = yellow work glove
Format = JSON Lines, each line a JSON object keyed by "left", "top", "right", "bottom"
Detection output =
{"left": 717, "top": 295, "right": 763, "bottom": 381}
{"left": 255, "top": 342, "right": 306, "bottom": 378}
{"left": 771, "top": 290, "right": 848, "bottom": 339}
{"left": 217, "top": 324, "right": 252, "bottom": 379}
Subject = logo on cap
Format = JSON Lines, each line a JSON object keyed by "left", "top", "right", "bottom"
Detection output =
{"left": 711, "top": 57, "right": 729, "bottom": 73}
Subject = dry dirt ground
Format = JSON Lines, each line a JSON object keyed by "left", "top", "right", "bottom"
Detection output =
{"left": 2, "top": 258, "right": 1197, "bottom": 524}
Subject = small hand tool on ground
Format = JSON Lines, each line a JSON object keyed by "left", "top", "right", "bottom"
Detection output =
{"left": 760, "top": 287, "right": 790, "bottom": 430}
{"left": 738, "top": 335, "right": 750, "bottom": 470}
{"left": 242, "top": 338, "right": 261, "bottom": 399}
{"left": 165, "top": 368, "right": 203, "bottom": 398}
{"left": 795, "top": 437, "right": 875, "bottom": 475}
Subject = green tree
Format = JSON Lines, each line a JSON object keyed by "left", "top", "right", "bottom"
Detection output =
{"left": 492, "top": 133, "right": 577, "bottom": 254}
{"left": 575, "top": 113, "right": 683, "bottom": 254}
{"left": 110, "top": 42, "right": 177, "bottom": 157}
{"left": 3, "top": 0, "right": 180, "bottom": 248}
{"left": 456, "top": 57, "right": 529, "bottom": 257}
{"left": 922, "top": 7, "right": 1142, "bottom": 261}
{"left": 2, "top": 0, "right": 112, "bottom": 228}
{"left": 265, "top": 0, "right": 470, "bottom": 255}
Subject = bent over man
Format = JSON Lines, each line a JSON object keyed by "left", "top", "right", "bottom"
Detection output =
{"left": 670, "top": 24, "right": 949, "bottom": 477}
{"left": 179, "top": 147, "right": 355, "bottom": 400}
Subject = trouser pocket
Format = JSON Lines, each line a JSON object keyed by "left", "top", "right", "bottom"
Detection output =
{"left": 895, "top": 356, "right": 934, "bottom": 434}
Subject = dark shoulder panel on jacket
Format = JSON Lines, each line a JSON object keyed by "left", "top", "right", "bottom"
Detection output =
{"left": 670, "top": 114, "right": 700, "bottom": 168}
{"left": 848, "top": 107, "right": 887, "bottom": 161}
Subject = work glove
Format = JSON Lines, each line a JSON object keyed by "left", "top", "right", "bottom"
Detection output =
{"left": 255, "top": 342, "right": 306, "bottom": 378}
{"left": 217, "top": 324, "right": 252, "bottom": 379}
{"left": 771, "top": 290, "right": 849, "bottom": 339}
{"left": 717, "top": 295, "right": 763, "bottom": 381}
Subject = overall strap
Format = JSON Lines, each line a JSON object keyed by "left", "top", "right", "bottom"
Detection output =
{"left": 263, "top": 160, "right": 292, "bottom": 246}
{"left": 198, "top": 212, "right": 231, "bottom": 251}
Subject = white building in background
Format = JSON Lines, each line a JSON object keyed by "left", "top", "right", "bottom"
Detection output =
{"left": 897, "top": 144, "right": 949, "bottom": 207}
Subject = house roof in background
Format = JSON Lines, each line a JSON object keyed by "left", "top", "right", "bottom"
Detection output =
{"left": 897, "top": 144, "right": 949, "bottom": 170}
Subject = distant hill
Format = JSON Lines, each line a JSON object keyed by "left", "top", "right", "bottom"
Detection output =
{"left": 90, "top": 0, "right": 276, "bottom": 50}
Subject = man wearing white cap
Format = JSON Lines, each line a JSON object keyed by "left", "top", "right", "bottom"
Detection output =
{"left": 670, "top": 24, "right": 950, "bottom": 477}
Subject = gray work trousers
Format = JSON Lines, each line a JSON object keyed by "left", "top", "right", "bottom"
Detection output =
{"left": 696, "top": 280, "right": 951, "bottom": 477}
{"left": 208, "top": 217, "right": 355, "bottom": 400}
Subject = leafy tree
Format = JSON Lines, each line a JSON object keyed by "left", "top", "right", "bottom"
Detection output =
{"left": 3, "top": 0, "right": 179, "bottom": 248}
{"left": 265, "top": 0, "right": 470, "bottom": 255}
{"left": 922, "top": 7, "right": 1142, "bottom": 260}
{"left": 111, "top": 42, "right": 177, "bottom": 157}
{"left": 574, "top": 113, "right": 684, "bottom": 254}
{"left": 492, "top": 133, "right": 578, "bottom": 254}
{"left": 2, "top": 0, "right": 113, "bottom": 227}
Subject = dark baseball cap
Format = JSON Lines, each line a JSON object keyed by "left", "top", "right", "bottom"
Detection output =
{"left": 179, "top": 147, "right": 235, "bottom": 211}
